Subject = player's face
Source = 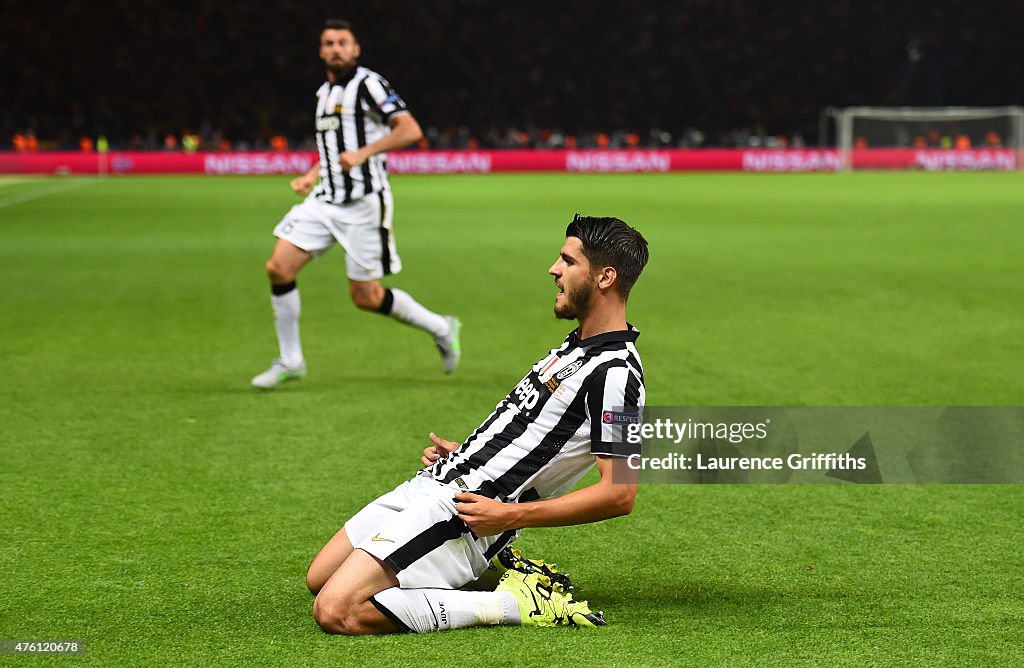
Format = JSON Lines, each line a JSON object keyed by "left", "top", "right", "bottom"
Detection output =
{"left": 320, "top": 29, "right": 360, "bottom": 74}
{"left": 549, "top": 237, "right": 595, "bottom": 320}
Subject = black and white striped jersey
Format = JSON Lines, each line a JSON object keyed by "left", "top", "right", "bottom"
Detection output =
{"left": 428, "top": 326, "right": 645, "bottom": 503}
{"left": 311, "top": 66, "right": 409, "bottom": 205}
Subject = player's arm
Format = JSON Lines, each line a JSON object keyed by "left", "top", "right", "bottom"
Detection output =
{"left": 290, "top": 162, "right": 320, "bottom": 196}
{"left": 455, "top": 456, "right": 638, "bottom": 536}
{"left": 457, "top": 361, "right": 644, "bottom": 536}
{"left": 340, "top": 112, "right": 423, "bottom": 172}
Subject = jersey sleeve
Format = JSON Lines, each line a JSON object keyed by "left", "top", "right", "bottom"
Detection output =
{"left": 584, "top": 362, "right": 645, "bottom": 457}
{"left": 362, "top": 75, "right": 410, "bottom": 123}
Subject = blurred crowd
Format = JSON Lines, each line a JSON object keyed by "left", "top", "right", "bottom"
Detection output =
{"left": 3, "top": 1, "right": 1020, "bottom": 151}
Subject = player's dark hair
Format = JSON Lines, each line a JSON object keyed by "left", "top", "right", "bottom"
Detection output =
{"left": 323, "top": 19, "right": 357, "bottom": 42}
{"left": 565, "top": 214, "right": 648, "bottom": 299}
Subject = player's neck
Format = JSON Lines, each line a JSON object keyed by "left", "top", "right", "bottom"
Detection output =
{"left": 577, "top": 302, "right": 627, "bottom": 340}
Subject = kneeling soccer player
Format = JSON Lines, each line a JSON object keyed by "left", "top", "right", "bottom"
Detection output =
{"left": 306, "top": 215, "right": 648, "bottom": 634}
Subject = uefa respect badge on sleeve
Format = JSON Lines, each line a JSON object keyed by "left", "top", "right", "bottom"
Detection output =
{"left": 610, "top": 407, "right": 1024, "bottom": 484}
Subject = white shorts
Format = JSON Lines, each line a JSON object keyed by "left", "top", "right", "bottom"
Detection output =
{"left": 273, "top": 191, "right": 402, "bottom": 281}
{"left": 345, "top": 474, "right": 519, "bottom": 589}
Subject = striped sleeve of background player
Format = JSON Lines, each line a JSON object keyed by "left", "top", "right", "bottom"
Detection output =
{"left": 362, "top": 74, "right": 409, "bottom": 123}
{"left": 585, "top": 361, "right": 645, "bottom": 457}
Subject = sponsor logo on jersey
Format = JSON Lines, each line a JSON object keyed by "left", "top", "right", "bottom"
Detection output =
{"left": 513, "top": 375, "right": 542, "bottom": 410}
{"left": 316, "top": 116, "right": 341, "bottom": 131}
{"left": 371, "top": 534, "right": 394, "bottom": 543}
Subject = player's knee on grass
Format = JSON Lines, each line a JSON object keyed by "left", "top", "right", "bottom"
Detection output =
{"left": 312, "top": 596, "right": 349, "bottom": 634}
{"left": 305, "top": 556, "right": 334, "bottom": 595}
{"left": 306, "top": 568, "right": 326, "bottom": 596}
{"left": 305, "top": 557, "right": 346, "bottom": 596}
{"left": 313, "top": 596, "right": 378, "bottom": 635}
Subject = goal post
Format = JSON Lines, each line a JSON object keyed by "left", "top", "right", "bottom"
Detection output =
{"left": 835, "top": 106, "right": 1024, "bottom": 171}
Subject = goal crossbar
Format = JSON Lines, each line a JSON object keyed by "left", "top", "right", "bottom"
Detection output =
{"left": 835, "top": 106, "right": 1024, "bottom": 170}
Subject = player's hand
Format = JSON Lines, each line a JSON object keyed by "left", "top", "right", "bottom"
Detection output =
{"left": 454, "top": 493, "right": 513, "bottom": 537}
{"left": 340, "top": 149, "right": 369, "bottom": 172}
{"left": 290, "top": 175, "right": 315, "bottom": 196}
{"left": 421, "top": 432, "right": 459, "bottom": 467}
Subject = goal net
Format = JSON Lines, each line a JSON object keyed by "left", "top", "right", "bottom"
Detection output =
{"left": 834, "top": 106, "right": 1024, "bottom": 171}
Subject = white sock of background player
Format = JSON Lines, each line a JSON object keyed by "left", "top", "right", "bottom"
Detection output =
{"left": 271, "top": 282, "right": 303, "bottom": 367}
{"left": 378, "top": 288, "right": 449, "bottom": 339}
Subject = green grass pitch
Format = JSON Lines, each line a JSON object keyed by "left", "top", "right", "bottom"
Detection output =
{"left": 2, "top": 172, "right": 1022, "bottom": 666}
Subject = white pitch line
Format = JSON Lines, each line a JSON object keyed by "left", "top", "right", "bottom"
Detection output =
{"left": 0, "top": 178, "right": 100, "bottom": 209}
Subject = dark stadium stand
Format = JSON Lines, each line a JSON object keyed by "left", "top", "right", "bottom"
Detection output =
{"left": 2, "top": 1, "right": 1021, "bottom": 150}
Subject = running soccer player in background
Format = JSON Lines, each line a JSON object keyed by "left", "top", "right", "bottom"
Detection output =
{"left": 252, "top": 19, "right": 460, "bottom": 389}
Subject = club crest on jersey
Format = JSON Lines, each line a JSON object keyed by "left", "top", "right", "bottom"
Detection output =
{"left": 555, "top": 360, "right": 584, "bottom": 381}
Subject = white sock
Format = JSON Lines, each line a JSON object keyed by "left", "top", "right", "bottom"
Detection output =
{"left": 371, "top": 587, "right": 520, "bottom": 633}
{"left": 271, "top": 285, "right": 303, "bottom": 367}
{"left": 386, "top": 288, "right": 449, "bottom": 338}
